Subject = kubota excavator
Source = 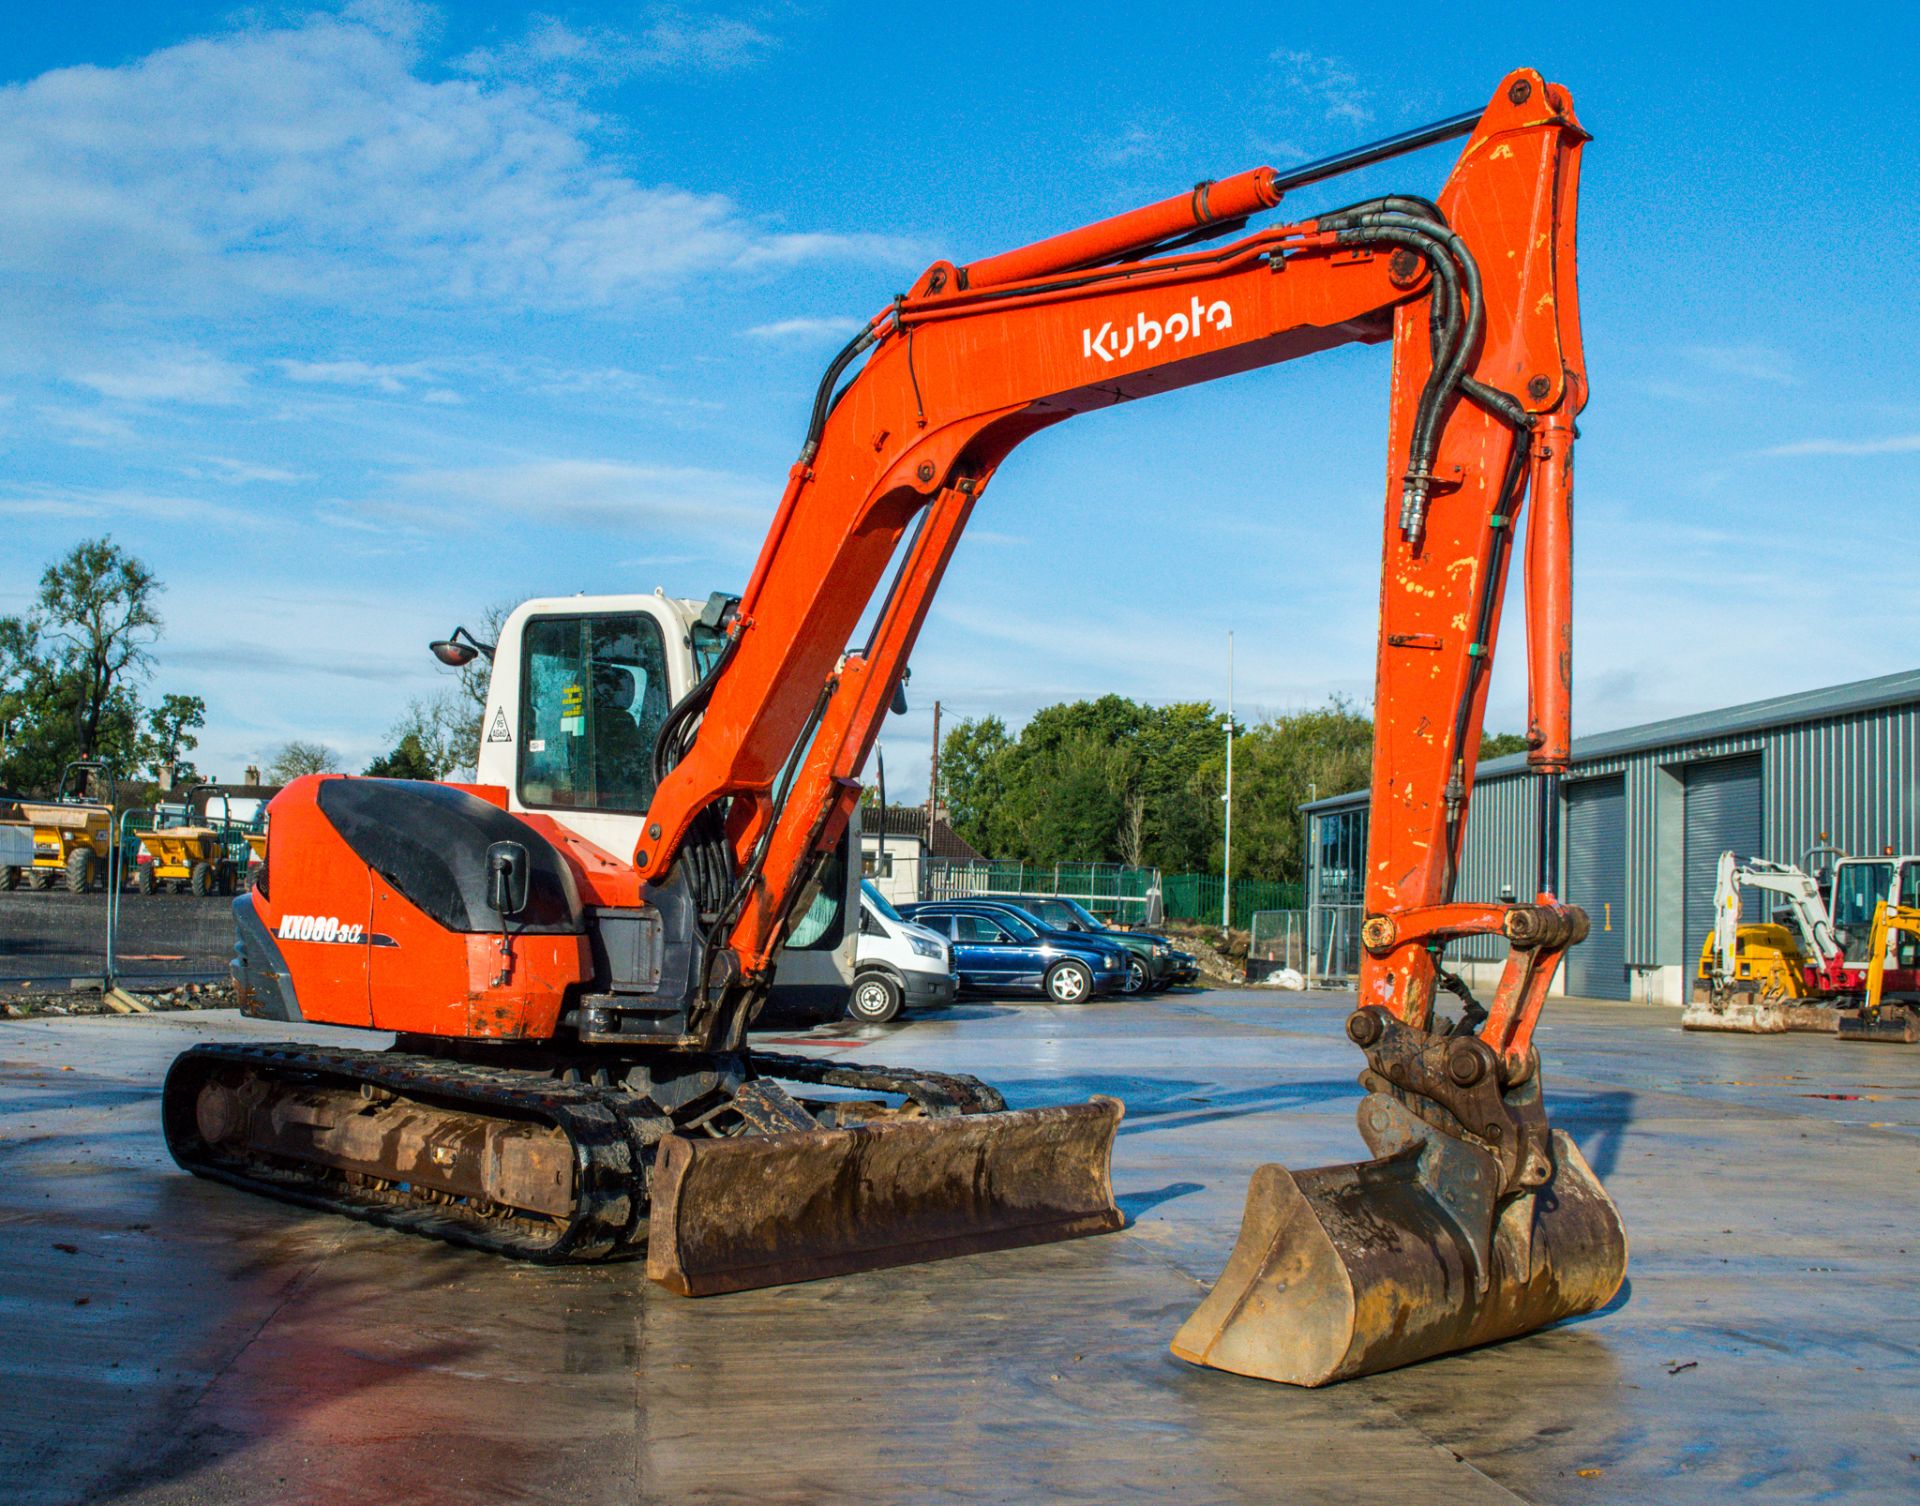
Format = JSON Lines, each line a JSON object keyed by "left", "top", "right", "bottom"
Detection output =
{"left": 164, "top": 68, "right": 1625, "bottom": 1386}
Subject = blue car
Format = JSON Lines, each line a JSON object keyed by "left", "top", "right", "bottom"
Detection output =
{"left": 901, "top": 900, "right": 1130, "bottom": 1004}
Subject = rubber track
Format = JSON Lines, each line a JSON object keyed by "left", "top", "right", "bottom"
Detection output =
{"left": 164, "top": 1041, "right": 667, "bottom": 1263}
{"left": 166, "top": 1041, "right": 1012, "bottom": 1264}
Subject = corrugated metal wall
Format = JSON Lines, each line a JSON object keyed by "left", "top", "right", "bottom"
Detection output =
{"left": 1413, "top": 702, "right": 1920, "bottom": 971}
{"left": 1451, "top": 774, "right": 1538, "bottom": 960}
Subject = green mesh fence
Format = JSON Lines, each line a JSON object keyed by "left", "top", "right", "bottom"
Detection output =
{"left": 1161, "top": 874, "right": 1306, "bottom": 928}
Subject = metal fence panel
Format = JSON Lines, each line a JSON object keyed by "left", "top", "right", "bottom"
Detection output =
{"left": 924, "top": 858, "right": 1161, "bottom": 922}
{"left": 1248, "top": 909, "right": 1307, "bottom": 979}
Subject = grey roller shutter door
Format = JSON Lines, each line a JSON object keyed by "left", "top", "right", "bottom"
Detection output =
{"left": 1684, "top": 755, "right": 1764, "bottom": 958}
{"left": 1564, "top": 777, "right": 1628, "bottom": 999}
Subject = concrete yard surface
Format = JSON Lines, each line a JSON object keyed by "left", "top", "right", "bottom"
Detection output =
{"left": 2, "top": 993, "right": 1917, "bottom": 1505}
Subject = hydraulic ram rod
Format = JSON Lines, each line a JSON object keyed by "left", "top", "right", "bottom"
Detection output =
{"left": 957, "top": 106, "right": 1483, "bottom": 293}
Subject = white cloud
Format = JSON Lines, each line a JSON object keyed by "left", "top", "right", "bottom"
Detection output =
{"left": 1680, "top": 343, "right": 1797, "bottom": 385}
{"left": 194, "top": 456, "right": 311, "bottom": 485}
{"left": 276, "top": 358, "right": 440, "bottom": 394}
{"left": 743, "top": 316, "right": 864, "bottom": 341}
{"left": 36, "top": 405, "right": 139, "bottom": 447}
{"left": 1759, "top": 432, "right": 1920, "bottom": 458}
{"left": 0, "top": 7, "right": 913, "bottom": 322}
{"left": 1270, "top": 50, "right": 1373, "bottom": 130}
{"left": 457, "top": 12, "right": 776, "bottom": 91}
{"left": 0, "top": 483, "right": 260, "bottom": 528}
{"left": 377, "top": 456, "right": 772, "bottom": 536}
{"left": 72, "top": 347, "right": 247, "bottom": 403}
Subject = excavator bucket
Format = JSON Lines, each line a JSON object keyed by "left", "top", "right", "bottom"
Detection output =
{"left": 647, "top": 1097, "right": 1125, "bottom": 1295}
{"left": 1172, "top": 1094, "right": 1627, "bottom": 1386}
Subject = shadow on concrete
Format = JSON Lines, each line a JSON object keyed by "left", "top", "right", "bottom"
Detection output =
{"left": 985, "top": 1075, "right": 1360, "bottom": 1134}
{"left": 1116, "top": 1181, "right": 1206, "bottom": 1219}
{"left": 1547, "top": 1087, "right": 1637, "bottom": 1179}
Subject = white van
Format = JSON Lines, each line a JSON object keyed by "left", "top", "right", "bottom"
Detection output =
{"left": 848, "top": 879, "right": 957, "bottom": 1023}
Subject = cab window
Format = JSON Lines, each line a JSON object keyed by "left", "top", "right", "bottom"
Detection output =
{"left": 785, "top": 843, "right": 848, "bottom": 951}
{"left": 1832, "top": 861, "right": 1893, "bottom": 930}
{"left": 955, "top": 915, "right": 1010, "bottom": 943}
{"left": 519, "top": 614, "right": 672, "bottom": 813}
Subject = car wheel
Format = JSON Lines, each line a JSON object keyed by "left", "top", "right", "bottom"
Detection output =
{"left": 189, "top": 861, "right": 214, "bottom": 897}
{"left": 0, "top": 866, "right": 15, "bottom": 891}
{"left": 134, "top": 864, "right": 156, "bottom": 896}
{"left": 26, "top": 866, "right": 53, "bottom": 891}
{"left": 1121, "top": 955, "right": 1149, "bottom": 994}
{"left": 65, "top": 847, "right": 96, "bottom": 894}
{"left": 847, "top": 973, "right": 903, "bottom": 1024}
{"left": 1045, "top": 959, "right": 1093, "bottom": 1004}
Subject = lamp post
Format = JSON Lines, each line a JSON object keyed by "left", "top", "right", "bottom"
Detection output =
{"left": 1222, "top": 630, "right": 1234, "bottom": 929}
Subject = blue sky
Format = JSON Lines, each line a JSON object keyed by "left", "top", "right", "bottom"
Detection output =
{"left": 1, "top": 2, "right": 1915, "bottom": 798}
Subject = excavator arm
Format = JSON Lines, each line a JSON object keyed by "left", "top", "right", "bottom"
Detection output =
{"left": 628, "top": 67, "right": 1625, "bottom": 1383}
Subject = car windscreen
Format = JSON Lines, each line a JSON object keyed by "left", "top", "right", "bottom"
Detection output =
{"left": 1020, "top": 898, "right": 1084, "bottom": 929}
{"left": 862, "top": 878, "right": 905, "bottom": 924}
{"left": 1055, "top": 896, "right": 1108, "bottom": 929}
{"left": 968, "top": 908, "right": 1038, "bottom": 940}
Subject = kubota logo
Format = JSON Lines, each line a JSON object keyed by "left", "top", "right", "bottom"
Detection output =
{"left": 1082, "top": 297, "right": 1234, "bottom": 364}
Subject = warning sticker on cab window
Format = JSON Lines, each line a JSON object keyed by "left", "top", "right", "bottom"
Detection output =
{"left": 487, "top": 708, "right": 511, "bottom": 742}
{"left": 562, "top": 683, "right": 585, "bottom": 736}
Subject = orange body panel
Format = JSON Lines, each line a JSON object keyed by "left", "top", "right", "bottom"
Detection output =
{"left": 249, "top": 776, "right": 595, "bottom": 1039}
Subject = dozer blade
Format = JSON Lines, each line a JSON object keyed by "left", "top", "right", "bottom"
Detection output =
{"left": 1172, "top": 1099, "right": 1627, "bottom": 1386}
{"left": 1682, "top": 1000, "right": 1789, "bottom": 1033}
{"left": 1836, "top": 1007, "right": 1920, "bottom": 1044}
{"left": 647, "top": 1096, "right": 1124, "bottom": 1295}
{"left": 1682, "top": 999, "right": 1838, "bottom": 1034}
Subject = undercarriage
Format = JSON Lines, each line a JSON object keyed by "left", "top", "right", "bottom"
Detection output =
{"left": 162, "top": 1041, "right": 1124, "bottom": 1291}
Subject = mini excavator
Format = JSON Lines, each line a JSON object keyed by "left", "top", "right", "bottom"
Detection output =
{"left": 165, "top": 68, "right": 1625, "bottom": 1386}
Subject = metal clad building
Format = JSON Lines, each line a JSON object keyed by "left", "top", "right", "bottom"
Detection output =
{"left": 1303, "top": 670, "right": 1920, "bottom": 1003}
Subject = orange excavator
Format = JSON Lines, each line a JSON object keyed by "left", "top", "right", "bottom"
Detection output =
{"left": 164, "top": 68, "right": 1623, "bottom": 1386}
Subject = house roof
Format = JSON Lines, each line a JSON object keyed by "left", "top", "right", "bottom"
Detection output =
{"left": 867, "top": 804, "right": 986, "bottom": 863}
{"left": 1302, "top": 667, "right": 1920, "bottom": 814}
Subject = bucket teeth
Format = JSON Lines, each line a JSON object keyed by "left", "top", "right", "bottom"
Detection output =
{"left": 647, "top": 1097, "right": 1124, "bottom": 1296}
{"left": 1173, "top": 1100, "right": 1626, "bottom": 1386}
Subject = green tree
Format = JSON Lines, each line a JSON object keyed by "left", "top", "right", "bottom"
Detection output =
{"left": 0, "top": 539, "right": 164, "bottom": 791}
{"left": 365, "top": 732, "right": 438, "bottom": 780}
{"left": 33, "top": 538, "right": 162, "bottom": 760}
{"left": 938, "top": 715, "right": 1012, "bottom": 852}
{"left": 993, "top": 728, "right": 1131, "bottom": 864}
{"left": 144, "top": 693, "right": 207, "bottom": 782}
{"left": 1211, "top": 698, "right": 1375, "bottom": 883}
{"left": 1479, "top": 731, "right": 1531, "bottom": 758}
{"left": 266, "top": 740, "right": 341, "bottom": 783}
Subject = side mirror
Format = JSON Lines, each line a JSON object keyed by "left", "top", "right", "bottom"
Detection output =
{"left": 890, "top": 682, "right": 909, "bottom": 715}
{"left": 486, "top": 840, "right": 530, "bottom": 918}
{"left": 431, "top": 626, "right": 496, "bottom": 668}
